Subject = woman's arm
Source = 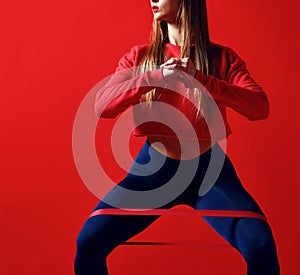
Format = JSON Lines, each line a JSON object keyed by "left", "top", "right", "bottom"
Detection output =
{"left": 195, "top": 47, "right": 270, "bottom": 121}
{"left": 95, "top": 46, "right": 166, "bottom": 118}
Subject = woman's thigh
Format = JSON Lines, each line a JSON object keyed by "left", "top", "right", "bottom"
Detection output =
{"left": 194, "top": 153, "right": 264, "bottom": 213}
{"left": 77, "top": 174, "right": 164, "bottom": 256}
{"left": 193, "top": 154, "right": 273, "bottom": 249}
{"left": 77, "top": 142, "right": 182, "bottom": 254}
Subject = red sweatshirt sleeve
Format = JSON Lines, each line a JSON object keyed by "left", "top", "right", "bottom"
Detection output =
{"left": 95, "top": 45, "right": 166, "bottom": 118}
{"left": 195, "top": 47, "right": 270, "bottom": 121}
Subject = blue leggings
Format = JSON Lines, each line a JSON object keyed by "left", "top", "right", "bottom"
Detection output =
{"left": 74, "top": 141, "right": 280, "bottom": 275}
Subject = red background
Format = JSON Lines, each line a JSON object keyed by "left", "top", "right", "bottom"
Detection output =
{"left": 1, "top": 0, "right": 299, "bottom": 274}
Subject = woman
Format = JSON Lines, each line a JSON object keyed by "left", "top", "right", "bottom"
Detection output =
{"left": 74, "top": 0, "right": 280, "bottom": 274}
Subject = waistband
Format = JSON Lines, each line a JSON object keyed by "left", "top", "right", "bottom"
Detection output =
{"left": 128, "top": 139, "right": 225, "bottom": 182}
{"left": 144, "top": 138, "right": 222, "bottom": 162}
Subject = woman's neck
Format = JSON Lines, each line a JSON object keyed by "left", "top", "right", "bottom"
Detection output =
{"left": 167, "top": 23, "right": 183, "bottom": 46}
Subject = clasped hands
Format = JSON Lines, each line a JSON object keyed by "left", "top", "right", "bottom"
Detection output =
{"left": 160, "top": 57, "right": 198, "bottom": 88}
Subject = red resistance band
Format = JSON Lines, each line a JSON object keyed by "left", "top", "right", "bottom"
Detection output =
{"left": 89, "top": 208, "right": 267, "bottom": 246}
{"left": 89, "top": 208, "right": 267, "bottom": 222}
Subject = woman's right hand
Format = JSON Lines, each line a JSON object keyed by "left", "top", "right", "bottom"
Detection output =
{"left": 161, "top": 66, "right": 177, "bottom": 80}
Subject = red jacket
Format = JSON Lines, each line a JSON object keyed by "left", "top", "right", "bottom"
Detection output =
{"left": 95, "top": 43, "right": 269, "bottom": 141}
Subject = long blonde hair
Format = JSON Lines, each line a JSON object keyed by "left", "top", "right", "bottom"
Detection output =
{"left": 141, "top": 0, "right": 215, "bottom": 119}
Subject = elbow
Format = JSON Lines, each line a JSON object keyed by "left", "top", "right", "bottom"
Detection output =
{"left": 94, "top": 90, "right": 123, "bottom": 119}
{"left": 258, "top": 94, "right": 270, "bottom": 120}
{"left": 94, "top": 102, "right": 103, "bottom": 118}
{"left": 95, "top": 105, "right": 118, "bottom": 119}
{"left": 95, "top": 93, "right": 119, "bottom": 118}
{"left": 95, "top": 104, "right": 101, "bottom": 118}
{"left": 248, "top": 99, "right": 270, "bottom": 121}
{"left": 262, "top": 100, "right": 270, "bottom": 119}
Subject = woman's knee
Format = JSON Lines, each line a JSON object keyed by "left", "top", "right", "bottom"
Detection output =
{"left": 235, "top": 218, "right": 277, "bottom": 260}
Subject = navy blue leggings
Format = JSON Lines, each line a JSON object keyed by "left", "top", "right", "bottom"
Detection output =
{"left": 74, "top": 141, "right": 280, "bottom": 275}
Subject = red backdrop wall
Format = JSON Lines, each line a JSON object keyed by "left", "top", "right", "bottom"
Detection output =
{"left": 1, "top": 0, "right": 299, "bottom": 274}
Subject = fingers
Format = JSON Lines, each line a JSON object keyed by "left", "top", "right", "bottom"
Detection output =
{"left": 160, "top": 57, "right": 179, "bottom": 67}
{"left": 161, "top": 57, "right": 188, "bottom": 68}
{"left": 162, "top": 67, "right": 194, "bottom": 88}
{"left": 160, "top": 58, "right": 181, "bottom": 81}
{"left": 161, "top": 57, "right": 196, "bottom": 79}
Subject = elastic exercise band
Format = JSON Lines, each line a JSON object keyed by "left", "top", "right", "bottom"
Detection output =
{"left": 89, "top": 208, "right": 267, "bottom": 222}
{"left": 120, "top": 241, "right": 230, "bottom": 247}
{"left": 89, "top": 208, "right": 267, "bottom": 247}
